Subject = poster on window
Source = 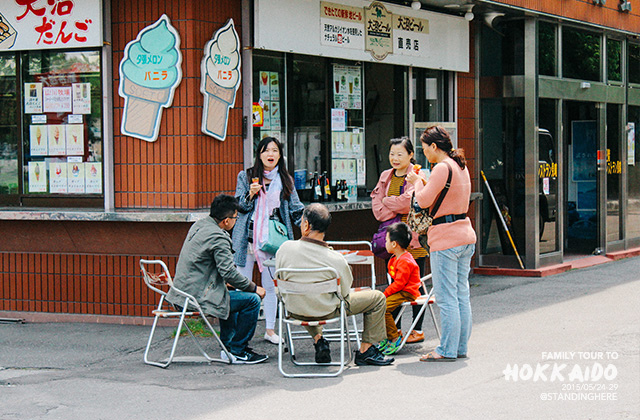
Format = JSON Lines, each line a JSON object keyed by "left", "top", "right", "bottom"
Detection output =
{"left": 259, "top": 71, "right": 270, "bottom": 100}
{"left": 65, "top": 124, "right": 84, "bottom": 155}
{"left": 28, "top": 161, "right": 47, "bottom": 192}
{"left": 43, "top": 86, "right": 72, "bottom": 113}
{"left": 24, "top": 82, "right": 42, "bottom": 113}
{"left": 85, "top": 162, "right": 102, "bottom": 194}
{"left": 269, "top": 72, "right": 280, "bottom": 101}
{"left": 49, "top": 162, "right": 68, "bottom": 193}
{"left": 48, "top": 125, "right": 66, "bottom": 155}
{"left": 270, "top": 101, "right": 281, "bottom": 131}
{"left": 333, "top": 65, "right": 348, "bottom": 109}
{"left": 29, "top": 125, "right": 48, "bottom": 156}
{"left": 347, "top": 67, "right": 361, "bottom": 109}
{"left": 261, "top": 102, "right": 271, "bottom": 130}
{"left": 72, "top": 83, "right": 91, "bottom": 114}
{"left": 67, "top": 162, "right": 86, "bottom": 194}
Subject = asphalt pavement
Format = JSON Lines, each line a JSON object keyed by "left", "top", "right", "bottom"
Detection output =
{"left": 1, "top": 256, "right": 639, "bottom": 420}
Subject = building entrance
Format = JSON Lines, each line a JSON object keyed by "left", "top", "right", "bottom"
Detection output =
{"left": 564, "top": 101, "right": 599, "bottom": 255}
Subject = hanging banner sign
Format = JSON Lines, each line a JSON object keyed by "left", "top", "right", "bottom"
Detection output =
{"left": 200, "top": 19, "right": 241, "bottom": 141}
{"left": 118, "top": 14, "right": 183, "bottom": 142}
{"left": 0, "top": 0, "right": 102, "bottom": 51}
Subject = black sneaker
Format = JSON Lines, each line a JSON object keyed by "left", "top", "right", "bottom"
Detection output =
{"left": 222, "top": 349, "right": 268, "bottom": 364}
{"left": 314, "top": 337, "right": 331, "bottom": 363}
{"left": 354, "top": 345, "right": 394, "bottom": 366}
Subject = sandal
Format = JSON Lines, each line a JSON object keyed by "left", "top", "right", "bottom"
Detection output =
{"left": 419, "top": 351, "right": 456, "bottom": 362}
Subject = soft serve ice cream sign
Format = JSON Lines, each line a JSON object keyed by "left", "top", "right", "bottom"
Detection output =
{"left": 118, "top": 15, "right": 182, "bottom": 142}
{"left": 201, "top": 19, "right": 241, "bottom": 141}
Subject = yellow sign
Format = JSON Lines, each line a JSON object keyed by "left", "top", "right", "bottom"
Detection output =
{"left": 252, "top": 103, "right": 263, "bottom": 127}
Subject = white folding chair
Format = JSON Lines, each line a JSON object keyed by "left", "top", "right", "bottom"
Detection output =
{"left": 274, "top": 267, "right": 353, "bottom": 378}
{"left": 389, "top": 274, "right": 441, "bottom": 353}
{"left": 139, "top": 259, "right": 233, "bottom": 368}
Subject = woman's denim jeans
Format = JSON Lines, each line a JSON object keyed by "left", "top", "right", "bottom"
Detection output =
{"left": 430, "top": 243, "right": 475, "bottom": 358}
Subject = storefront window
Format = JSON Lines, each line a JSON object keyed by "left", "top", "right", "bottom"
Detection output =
{"left": 539, "top": 21, "right": 556, "bottom": 77}
{"left": 21, "top": 49, "right": 103, "bottom": 199}
{"left": 626, "top": 106, "right": 640, "bottom": 239}
{"left": 252, "top": 50, "right": 449, "bottom": 201}
{"left": 629, "top": 43, "right": 640, "bottom": 85}
{"left": 0, "top": 54, "right": 18, "bottom": 201}
{"left": 562, "top": 27, "right": 601, "bottom": 81}
{"left": 607, "top": 38, "right": 622, "bottom": 82}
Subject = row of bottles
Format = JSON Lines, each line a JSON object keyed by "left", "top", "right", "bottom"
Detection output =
{"left": 308, "top": 172, "right": 350, "bottom": 202}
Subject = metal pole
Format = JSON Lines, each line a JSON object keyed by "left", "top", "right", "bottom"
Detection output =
{"left": 480, "top": 171, "right": 525, "bottom": 269}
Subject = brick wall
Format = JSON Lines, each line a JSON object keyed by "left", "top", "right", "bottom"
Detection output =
{"left": 111, "top": 0, "right": 244, "bottom": 210}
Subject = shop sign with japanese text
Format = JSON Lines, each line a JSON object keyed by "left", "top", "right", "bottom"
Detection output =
{"left": 256, "top": 0, "right": 468, "bottom": 72}
{"left": 0, "top": 0, "right": 102, "bottom": 51}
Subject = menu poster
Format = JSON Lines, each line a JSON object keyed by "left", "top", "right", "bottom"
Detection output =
{"left": 259, "top": 71, "right": 270, "bottom": 101}
{"left": 270, "top": 101, "right": 281, "bottom": 131}
{"left": 269, "top": 72, "right": 280, "bottom": 101}
{"left": 331, "top": 108, "right": 346, "bottom": 132}
{"left": 48, "top": 125, "right": 66, "bottom": 155}
{"left": 85, "top": 162, "right": 103, "bottom": 194}
{"left": 29, "top": 125, "right": 48, "bottom": 156}
{"left": 262, "top": 101, "right": 271, "bottom": 130}
{"left": 66, "top": 124, "right": 84, "bottom": 155}
{"left": 43, "top": 86, "right": 72, "bottom": 113}
{"left": 49, "top": 162, "right": 68, "bottom": 193}
{"left": 28, "top": 161, "right": 47, "bottom": 192}
{"left": 67, "top": 162, "right": 86, "bottom": 194}
{"left": 333, "top": 65, "right": 348, "bottom": 109}
{"left": 72, "top": 83, "right": 91, "bottom": 114}
{"left": 347, "top": 67, "right": 362, "bottom": 109}
{"left": 357, "top": 158, "right": 366, "bottom": 185}
{"left": 24, "top": 83, "right": 43, "bottom": 114}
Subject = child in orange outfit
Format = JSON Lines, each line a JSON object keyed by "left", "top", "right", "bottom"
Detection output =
{"left": 378, "top": 222, "right": 422, "bottom": 355}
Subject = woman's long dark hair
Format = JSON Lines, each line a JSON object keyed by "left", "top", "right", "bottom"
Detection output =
{"left": 420, "top": 126, "right": 466, "bottom": 169}
{"left": 389, "top": 137, "right": 416, "bottom": 165}
{"left": 247, "top": 137, "right": 293, "bottom": 200}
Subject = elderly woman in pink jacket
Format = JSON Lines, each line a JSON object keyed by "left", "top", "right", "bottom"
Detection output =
{"left": 370, "top": 137, "right": 428, "bottom": 344}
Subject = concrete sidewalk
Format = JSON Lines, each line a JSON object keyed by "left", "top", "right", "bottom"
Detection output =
{"left": 1, "top": 257, "right": 639, "bottom": 419}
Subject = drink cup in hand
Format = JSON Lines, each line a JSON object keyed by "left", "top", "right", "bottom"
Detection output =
{"left": 252, "top": 177, "right": 259, "bottom": 184}
{"left": 413, "top": 164, "right": 422, "bottom": 174}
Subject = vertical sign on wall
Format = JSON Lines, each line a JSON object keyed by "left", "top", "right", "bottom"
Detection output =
{"left": 364, "top": 2, "right": 393, "bottom": 60}
{"left": 118, "top": 15, "right": 182, "bottom": 142}
{"left": 200, "top": 19, "right": 241, "bottom": 141}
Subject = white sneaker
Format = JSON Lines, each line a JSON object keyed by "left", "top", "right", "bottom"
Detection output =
{"left": 264, "top": 332, "right": 282, "bottom": 344}
{"left": 220, "top": 350, "right": 237, "bottom": 364}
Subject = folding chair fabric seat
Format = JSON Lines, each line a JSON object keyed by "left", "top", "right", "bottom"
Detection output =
{"left": 139, "top": 259, "right": 234, "bottom": 368}
{"left": 274, "top": 267, "right": 354, "bottom": 378}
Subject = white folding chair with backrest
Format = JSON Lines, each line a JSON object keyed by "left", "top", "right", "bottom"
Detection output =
{"left": 274, "top": 267, "right": 353, "bottom": 378}
{"left": 389, "top": 273, "right": 441, "bottom": 353}
{"left": 321, "top": 240, "right": 377, "bottom": 347}
{"left": 139, "top": 259, "right": 234, "bottom": 368}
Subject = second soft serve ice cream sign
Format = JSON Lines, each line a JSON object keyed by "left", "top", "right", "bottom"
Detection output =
{"left": 201, "top": 19, "right": 241, "bottom": 141}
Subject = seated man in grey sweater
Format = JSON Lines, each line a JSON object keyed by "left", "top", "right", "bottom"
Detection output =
{"left": 275, "top": 203, "right": 393, "bottom": 366}
{"left": 167, "top": 194, "right": 268, "bottom": 364}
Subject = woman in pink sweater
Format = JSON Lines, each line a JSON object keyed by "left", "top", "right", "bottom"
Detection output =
{"left": 406, "top": 126, "right": 476, "bottom": 362}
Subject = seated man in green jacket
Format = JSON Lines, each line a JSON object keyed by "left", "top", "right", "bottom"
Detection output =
{"left": 276, "top": 203, "right": 393, "bottom": 366}
{"left": 167, "top": 194, "right": 267, "bottom": 364}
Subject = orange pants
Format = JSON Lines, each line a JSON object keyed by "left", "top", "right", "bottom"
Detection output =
{"left": 384, "top": 291, "right": 416, "bottom": 340}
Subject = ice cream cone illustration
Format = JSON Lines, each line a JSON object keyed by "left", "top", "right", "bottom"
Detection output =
{"left": 119, "top": 15, "right": 182, "bottom": 142}
{"left": 36, "top": 127, "right": 41, "bottom": 145}
{"left": 34, "top": 163, "right": 40, "bottom": 181}
{"left": 201, "top": 19, "right": 241, "bottom": 141}
{"left": 53, "top": 126, "right": 59, "bottom": 144}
